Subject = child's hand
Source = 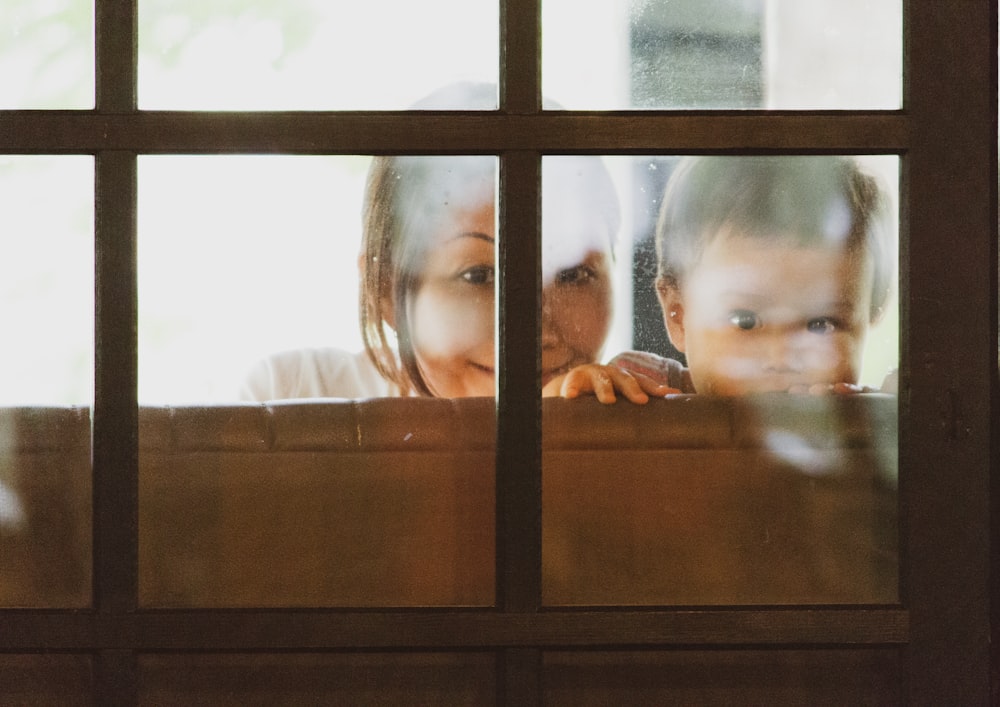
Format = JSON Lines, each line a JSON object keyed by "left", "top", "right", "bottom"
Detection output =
{"left": 542, "top": 363, "right": 680, "bottom": 404}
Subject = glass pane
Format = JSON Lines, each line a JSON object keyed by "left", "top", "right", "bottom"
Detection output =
{"left": 542, "top": 155, "right": 899, "bottom": 605}
{"left": 0, "top": 1, "right": 94, "bottom": 109}
{"left": 0, "top": 654, "right": 93, "bottom": 706}
{"left": 543, "top": 0, "right": 902, "bottom": 110}
{"left": 544, "top": 650, "right": 900, "bottom": 704}
{"left": 138, "top": 155, "right": 497, "bottom": 606}
{"left": 139, "top": 653, "right": 496, "bottom": 705}
{"left": 0, "top": 157, "right": 93, "bottom": 608}
{"left": 138, "top": 0, "right": 498, "bottom": 110}
{"left": 138, "top": 156, "right": 369, "bottom": 403}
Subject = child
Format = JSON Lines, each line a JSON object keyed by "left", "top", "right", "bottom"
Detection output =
{"left": 241, "top": 83, "right": 624, "bottom": 400}
{"left": 551, "top": 155, "right": 896, "bottom": 402}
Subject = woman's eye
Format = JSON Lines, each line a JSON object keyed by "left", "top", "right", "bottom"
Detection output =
{"left": 806, "top": 317, "right": 838, "bottom": 334}
{"left": 728, "top": 309, "right": 760, "bottom": 331}
{"left": 460, "top": 266, "right": 495, "bottom": 285}
{"left": 555, "top": 264, "right": 596, "bottom": 285}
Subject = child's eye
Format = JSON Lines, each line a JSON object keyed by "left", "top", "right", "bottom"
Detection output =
{"left": 806, "top": 317, "right": 838, "bottom": 334}
{"left": 555, "top": 264, "right": 596, "bottom": 285}
{"left": 459, "top": 266, "right": 495, "bottom": 285}
{"left": 728, "top": 309, "right": 760, "bottom": 331}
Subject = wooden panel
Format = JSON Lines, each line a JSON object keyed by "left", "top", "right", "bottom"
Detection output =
{"left": 139, "top": 653, "right": 496, "bottom": 706}
{"left": 0, "top": 654, "right": 93, "bottom": 707}
{"left": 543, "top": 649, "right": 900, "bottom": 706}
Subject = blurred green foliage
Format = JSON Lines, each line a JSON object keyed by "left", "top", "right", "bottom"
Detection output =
{"left": 1, "top": 0, "right": 321, "bottom": 108}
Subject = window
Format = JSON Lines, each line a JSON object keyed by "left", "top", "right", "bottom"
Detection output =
{"left": 0, "top": 0, "right": 994, "bottom": 704}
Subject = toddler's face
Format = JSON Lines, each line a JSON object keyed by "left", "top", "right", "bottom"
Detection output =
{"left": 660, "top": 233, "right": 874, "bottom": 396}
{"left": 409, "top": 200, "right": 613, "bottom": 397}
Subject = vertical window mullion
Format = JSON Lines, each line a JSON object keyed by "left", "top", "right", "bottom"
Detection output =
{"left": 500, "top": 0, "right": 541, "bottom": 112}
{"left": 95, "top": 0, "right": 137, "bottom": 112}
{"left": 93, "top": 149, "right": 138, "bottom": 613}
{"left": 496, "top": 149, "right": 542, "bottom": 615}
{"left": 903, "top": 0, "right": 995, "bottom": 704}
{"left": 498, "top": 1, "right": 543, "bottom": 705}
{"left": 94, "top": 0, "right": 139, "bottom": 703}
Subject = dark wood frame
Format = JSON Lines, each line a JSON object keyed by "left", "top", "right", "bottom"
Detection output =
{"left": 0, "top": 1, "right": 995, "bottom": 704}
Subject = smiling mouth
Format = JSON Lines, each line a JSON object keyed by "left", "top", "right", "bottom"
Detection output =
{"left": 540, "top": 364, "right": 572, "bottom": 388}
{"left": 467, "top": 362, "right": 574, "bottom": 386}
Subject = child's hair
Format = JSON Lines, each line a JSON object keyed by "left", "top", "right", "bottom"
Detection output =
{"left": 655, "top": 155, "right": 896, "bottom": 322}
{"left": 359, "top": 82, "right": 621, "bottom": 396}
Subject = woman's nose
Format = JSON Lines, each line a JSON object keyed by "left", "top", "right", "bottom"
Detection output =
{"left": 540, "top": 290, "right": 563, "bottom": 348}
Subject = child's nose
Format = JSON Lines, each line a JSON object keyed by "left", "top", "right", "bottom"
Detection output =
{"left": 761, "top": 333, "right": 804, "bottom": 372}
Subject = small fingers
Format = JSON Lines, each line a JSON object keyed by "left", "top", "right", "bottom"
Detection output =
{"left": 554, "top": 366, "right": 608, "bottom": 401}
{"left": 592, "top": 369, "right": 621, "bottom": 404}
{"left": 550, "top": 364, "right": 679, "bottom": 405}
{"left": 629, "top": 372, "right": 681, "bottom": 398}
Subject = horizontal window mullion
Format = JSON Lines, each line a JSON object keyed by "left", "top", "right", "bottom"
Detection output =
{"left": 0, "top": 609, "right": 909, "bottom": 651}
{"left": 0, "top": 112, "right": 909, "bottom": 154}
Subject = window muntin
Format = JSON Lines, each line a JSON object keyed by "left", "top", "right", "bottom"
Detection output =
{"left": 543, "top": 0, "right": 902, "bottom": 110}
{"left": 137, "top": 0, "right": 499, "bottom": 110}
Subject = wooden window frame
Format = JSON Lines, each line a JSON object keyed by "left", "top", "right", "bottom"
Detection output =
{"left": 0, "top": 0, "right": 995, "bottom": 704}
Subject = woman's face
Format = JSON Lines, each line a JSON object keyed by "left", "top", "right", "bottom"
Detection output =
{"left": 408, "top": 199, "right": 613, "bottom": 397}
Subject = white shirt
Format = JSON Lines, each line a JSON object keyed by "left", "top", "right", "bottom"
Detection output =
{"left": 239, "top": 348, "right": 402, "bottom": 401}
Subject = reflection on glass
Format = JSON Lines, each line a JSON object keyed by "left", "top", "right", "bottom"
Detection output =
{"left": 0, "top": 1, "right": 94, "bottom": 109}
{"left": 0, "top": 157, "right": 93, "bottom": 607}
{"left": 542, "top": 155, "right": 898, "bottom": 605}
{"left": 543, "top": 0, "right": 902, "bottom": 110}
{"left": 138, "top": 0, "right": 498, "bottom": 109}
